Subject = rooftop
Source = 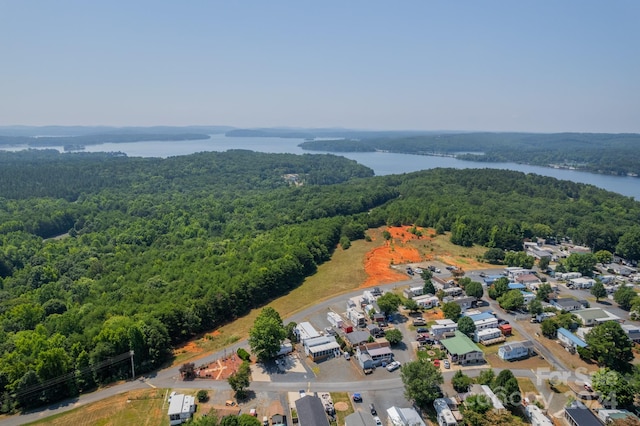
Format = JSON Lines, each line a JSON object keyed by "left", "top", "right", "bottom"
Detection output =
{"left": 441, "top": 331, "right": 482, "bottom": 355}
{"left": 558, "top": 327, "right": 587, "bottom": 348}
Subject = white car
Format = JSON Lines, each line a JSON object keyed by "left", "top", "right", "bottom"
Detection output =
{"left": 374, "top": 416, "right": 383, "bottom": 426}
{"left": 386, "top": 361, "right": 401, "bottom": 372}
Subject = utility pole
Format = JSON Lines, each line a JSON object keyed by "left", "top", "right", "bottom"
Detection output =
{"left": 130, "top": 350, "right": 135, "bottom": 380}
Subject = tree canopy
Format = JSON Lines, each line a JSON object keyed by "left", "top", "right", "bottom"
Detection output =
{"left": 249, "top": 308, "right": 286, "bottom": 362}
{"left": 400, "top": 360, "right": 444, "bottom": 409}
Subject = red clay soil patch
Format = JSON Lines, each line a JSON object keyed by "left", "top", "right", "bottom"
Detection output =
{"left": 361, "top": 226, "right": 426, "bottom": 288}
{"left": 424, "top": 309, "right": 444, "bottom": 321}
{"left": 195, "top": 353, "right": 244, "bottom": 381}
{"left": 175, "top": 340, "right": 201, "bottom": 357}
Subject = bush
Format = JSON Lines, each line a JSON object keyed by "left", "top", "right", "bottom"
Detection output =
{"left": 197, "top": 390, "right": 209, "bottom": 402}
{"left": 237, "top": 348, "right": 251, "bottom": 362}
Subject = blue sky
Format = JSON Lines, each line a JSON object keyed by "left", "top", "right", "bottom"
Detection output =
{"left": 1, "top": 1, "right": 639, "bottom": 132}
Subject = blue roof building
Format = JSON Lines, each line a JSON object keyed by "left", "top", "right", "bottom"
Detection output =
{"left": 508, "top": 283, "right": 526, "bottom": 290}
{"left": 557, "top": 327, "right": 587, "bottom": 350}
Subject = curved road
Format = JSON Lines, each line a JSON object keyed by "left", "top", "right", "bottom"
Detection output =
{"left": 0, "top": 274, "right": 576, "bottom": 425}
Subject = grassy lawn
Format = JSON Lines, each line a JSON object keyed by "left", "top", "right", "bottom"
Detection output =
{"left": 25, "top": 389, "right": 169, "bottom": 426}
{"left": 517, "top": 377, "right": 537, "bottom": 394}
{"left": 330, "top": 392, "right": 354, "bottom": 426}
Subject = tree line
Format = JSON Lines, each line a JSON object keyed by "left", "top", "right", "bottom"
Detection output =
{"left": 1, "top": 150, "right": 640, "bottom": 412}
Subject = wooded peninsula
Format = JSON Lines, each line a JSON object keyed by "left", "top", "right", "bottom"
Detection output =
{"left": 1, "top": 149, "right": 639, "bottom": 412}
{"left": 298, "top": 132, "right": 640, "bottom": 177}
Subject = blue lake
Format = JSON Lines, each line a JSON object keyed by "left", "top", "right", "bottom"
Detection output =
{"left": 5, "top": 134, "right": 640, "bottom": 199}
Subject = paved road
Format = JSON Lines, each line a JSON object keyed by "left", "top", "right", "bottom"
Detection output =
{"left": 0, "top": 272, "right": 578, "bottom": 425}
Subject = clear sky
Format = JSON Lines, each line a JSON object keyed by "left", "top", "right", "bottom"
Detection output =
{"left": 1, "top": 1, "right": 639, "bottom": 132}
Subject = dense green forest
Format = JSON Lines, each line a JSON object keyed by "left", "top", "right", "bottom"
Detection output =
{"left": 299, "top": 132, "right": 640, "bottom": 176}
{"left": 0, "top": 133, "right": 211, "bottom": 147}
{"left": 1, "top": 149, "right": 640, "bottom": 412}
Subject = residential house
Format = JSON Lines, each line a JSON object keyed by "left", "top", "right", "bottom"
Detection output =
{"left": 296, "top": 322, "right": 321, "bottom": 345}
{"left": 413, "top": 294, "right": 439, "bottom": 309}
{"left": 557, "top": 327, "right": 587, "bottom": 352}
{"left": 386, "top": 406, "right": 426, "bottom": 426}
{"left": 473, "top": 328, "right": 503, "bottom": 344}
{"left": 507, "top": 282, "right": 526, "bottom": 291}
{"left": 356, "top": 341, "right": 393, "bottom": 368}
{"left": 526, "top": 404, "right": 553, "bottom": 426}
{"left": 303, "top": 335, "right": 341, "bottom": 361}
{"left": 295, "top": 395, "right": 330, "bottom": 426}
{"left": 372, "top": 313, "right": 386, "bottom": 326}
{"left": 366, "top": 323, "right": 383, "bottom": 338}
{"left": 326, "top": 312, "right": 344, "bottom": 329}
{"left": 345, "top": 331, "right": 371, "bottom": 349}
{"left": 550, "top": 298, "right": 586, "bottom": 312}
{"left": 167, "top": 394, "right": 196, "bottom": 425}
{"left": 403, "top": 286, "right": 424, "bottom": 299}
{"left": 597, "top": 409, "right": 640, "bottom": 424}
{"left": 610, "top": 264, "right": 636, "bottom": 276}
{"left": 505, "top": 267, "right": 534, "bottom": 280}
{"left": 448, "top": 296, "right": 476, "bottom": 311}
{"left": 346, "top": 308, "right": 366, "bottom": 328}
{"left": 440, "top": 331, "right": 485, "bottom": 365}
{"left": 433, "top": 398, "right": 457, "bottom": 426}
{"left": 464, "top": 312, "right": 498, "bottom": 331}
{"left": 556, "top": 272, "right": 582, "bottom": 281}
{"left": 568, "top": 277, "right": 596, "bottom": 289}
{"left": 498, "top": 341, "right": 534, "bottom": 361}
{"left": 430, "top": 319, "right": 458, "bottom": 340}
{"left": 269, "top": 400, "right": 286, "bottom": 426}
{"left": 528, "top": 248, "right": 553, "bottom": 261}
{"left": 516, "top": 273, "right": 542, "bottom": 289}
{"left": 443, "top": 286, "right": 463, "bottom": 298}
{"left": 573, "top": 308, "right": 620, "bottom": 327}
{"left": 564, "top": 401, "right": 602, "bottom": 426}
{"left": 622, "top": 324, "right": 640, "bottom": 343}
{"left": 521, "top": 291, "right": 536, "bottom": 305}
{"left": 483, "top": 275, "right": 504, "bottom": 286}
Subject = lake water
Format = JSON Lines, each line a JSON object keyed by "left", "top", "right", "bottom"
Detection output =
{"left": 4, "top": 134, "right": 639, "bottom": 199}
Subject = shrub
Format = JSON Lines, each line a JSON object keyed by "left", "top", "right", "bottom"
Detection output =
{"left": 237, "top": 348, "right": 251, "bottom": 362}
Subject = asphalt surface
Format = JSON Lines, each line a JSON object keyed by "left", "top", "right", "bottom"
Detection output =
{"left": 0, "top": 269, "right": 588, "bottom": 425}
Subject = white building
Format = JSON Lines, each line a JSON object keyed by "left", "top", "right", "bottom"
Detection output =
{"left": 430, "top": 319, "right": 458, "bottom": 339}
{"left": 295, "top": 322, "right": 321, "bottom": 345}
{"left": 434, "top": 398, "right": 457, "bottom": 426}
{"left": 346, "top": 308, "right": 366, "bottom": 328}
{"left": 403, "top": 286, "right": 425, "bottom": 299}
{"left": 526, "top": 404, "right": 553, "bottom": 426}
{"left": 474, "top": 328, "right": 502, "bottom": 343}
{"left": 568, "top": 277, "right": 595, "bottom": 289}
{"left": 303, "top": 335, "right": 341, "bottom": 361}
{"left": 168, "top": 394, "right": 196, "bottom": 425}
{"left": 413, "top": 294, "right": 439, "bottom": 309}
{"left": 386, "top": 406, "right": 426, "bottom": 426}
{"left": 498, "top": 341, "right": 534, "bottom": 361}
{"left": 327, "top": 312, "right": 344, "bottom": 328}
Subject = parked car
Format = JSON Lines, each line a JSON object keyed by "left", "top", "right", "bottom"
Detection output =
{"left": 344, "top": 352, "right": 351, "bottom": 360}
{"left": 374, "top": 416, "right": 383, "bottom": 426}
{"left": 443, "top": 360, "right": 450, "bottom": 369}
{"left": 416, "top": 327, "right": 428, "bottom": 333}
{"left": 299, "top": 390, "right": 306, "bottom": 398}
{"left": 369, "top": 404, "right": 377, "bottom": 415}
{"left": 414, "top": 268, "right": 423, "bottom": 274}
{"left": 386, "top": 361, "right": 401, "bottom": 372}
{"left": 433, "top": 359, "right": 440, "bottom": 367}
{"left": 250, "top": 408, "right": 258, "bottom": 417}
{"left": 352, "top": 393, "right": 363, "bottom": 402}
{"left": 412, "top": 318, "right": 426, "bottom": 326}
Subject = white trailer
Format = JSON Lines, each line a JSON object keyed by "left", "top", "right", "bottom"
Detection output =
{"left": 327, "top": 312, "right": 344, "bottom": 328}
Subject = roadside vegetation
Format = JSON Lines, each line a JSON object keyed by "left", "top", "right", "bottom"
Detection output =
{"left": 2, "top": 150, "right": 640, "bottom": 413}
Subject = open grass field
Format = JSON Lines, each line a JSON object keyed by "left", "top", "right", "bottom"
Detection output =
{"left": 24, "top": 389, "right": 169, "bottom": 426}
